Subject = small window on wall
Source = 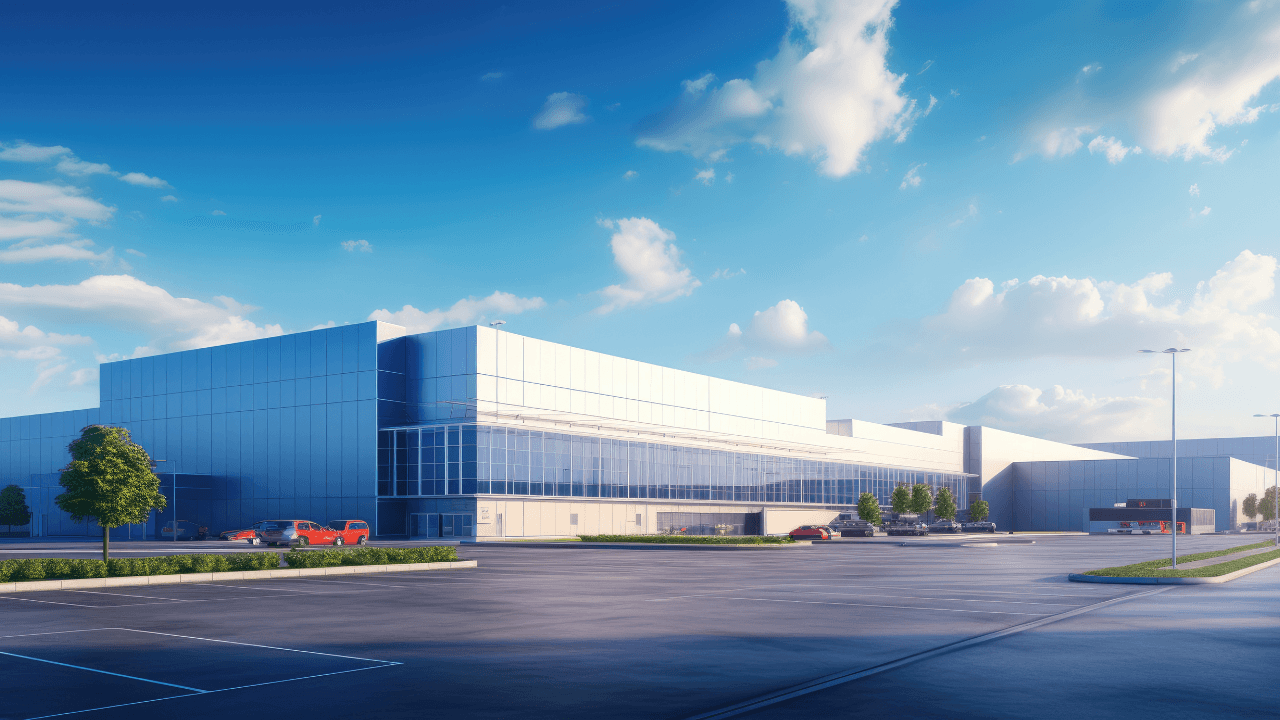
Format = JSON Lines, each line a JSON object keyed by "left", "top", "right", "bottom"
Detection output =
{"left": 635, "top": 513, "right": 642, "bottom": 525}
{"left": 570, "top": 513, "right": 579, "bottom": 526}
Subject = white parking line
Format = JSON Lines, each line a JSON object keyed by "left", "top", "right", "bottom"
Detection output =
{"left": 0, "top": 595, "right": 100, "bottom": 608}
{"left": 670, "top": 595, "right": 1051, "bottom": 616}
{"left": 756, "top": 590, "right": 1080, "bottom": 607}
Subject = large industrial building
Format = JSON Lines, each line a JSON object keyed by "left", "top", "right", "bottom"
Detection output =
{"left": 0, "top": 322, "right": 1273, "bottom": 539}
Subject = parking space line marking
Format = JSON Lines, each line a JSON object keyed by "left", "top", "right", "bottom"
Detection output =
{"left": 0, "top": 595, "right": 100, "bottom": 608}
{"left": 684, "top": 587, "right": 1171, "bottom": 720}
{"left": 764, "top": 590, "right": 1080, "bottom": 607}
{"left": 678, "top": 595, "right": 1050, "bottom": 615}
{"left": 771, "top": 583, "right": 1124, "bottom": 599}
{"left": 21, "top": 665, "right": 401, "bottom": 720}
{"left": 0, "top": 629, "right": 116, "bottom": 641}
{"left": 65, "top": 590, "right": 204, "bottom": 601}
{"left": 116, "top": 628, "right": 401, "bottom": 664}
{"left": 0, "top": 650, "right": 208, "bottom": 693}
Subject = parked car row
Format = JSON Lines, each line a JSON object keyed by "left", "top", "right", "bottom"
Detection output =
{"left": 215, "top": 519, "right": 371, "bottom": 547}
{"left": 789, "top": 518, "right": 997, "bottom": 540}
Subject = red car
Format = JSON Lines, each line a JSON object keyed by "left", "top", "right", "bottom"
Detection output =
{"left": 327, "top": 519, "right": 371, "bottom": 546}
{"left": 788, "top": 525, "right": 832, "bottom": 541}
{"left": 220, "top": 521, "right": 266, "bottom": 542}
{"left": 256, "top": 519, "right": 340, "bottom": 547}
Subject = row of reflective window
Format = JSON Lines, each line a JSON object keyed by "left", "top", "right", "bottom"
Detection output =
{"left": 378, "top": 424, "right": 969, "bottom": 508}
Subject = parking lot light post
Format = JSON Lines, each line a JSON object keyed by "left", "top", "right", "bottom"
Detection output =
{"left": 1141, "top": 348, "right": 1190, "bottom": 568}
{"left": 1252, "top": 414, "right": 1280, "bottom": 546}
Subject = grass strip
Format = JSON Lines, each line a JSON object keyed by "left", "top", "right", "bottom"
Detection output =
{"left": 1085, "top": 540, "right": 1280, "bottom": 578}
{"left": 284, "top": 545, "right": 459, "bottom": 568}
{"left": 576, "top": 534, "right": 794, "bottom": 545}
{"left": 0, "top": 552, "right": 282, "bottom": 583}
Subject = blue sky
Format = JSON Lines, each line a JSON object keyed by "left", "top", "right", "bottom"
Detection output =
{"left": 3, "top": 0, "right": 1280, "bottom": 443}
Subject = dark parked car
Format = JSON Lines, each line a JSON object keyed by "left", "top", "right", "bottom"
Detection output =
{"left": 161, "top": 520, "right": 207, "bottom": 540}
{"left": 962, "top": 521, "right": 998, "bottom": 533}
{"left": 928, "top": 519, "right": 962, "bottom": 534}
{"left": 885, "top": 521, "right": 929, "bottom": 536}
{"left": 789, "top": 525, "right": 832, "bottom": 540}
{"left": 839, "top": 520, "right": 876, "bottom": 537}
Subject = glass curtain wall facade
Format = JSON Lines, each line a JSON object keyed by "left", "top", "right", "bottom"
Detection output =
{"left": 94, "top": 323, "right": 381, "bottom": 536}
{"left": 380, "top": 423, "right": 969, "bottom": 510}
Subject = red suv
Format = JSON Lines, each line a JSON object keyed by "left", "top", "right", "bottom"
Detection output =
{"left": 327, "top": 520, "right": 371, "bottom": 546}
{"left": 256, "top": 520, "right": 339, "bottom": 547}
{"left": 789, "top": 525, "right": 832, "bottom": 541}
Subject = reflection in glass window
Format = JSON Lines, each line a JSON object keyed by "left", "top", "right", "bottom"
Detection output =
{"left": 376, "top": 422, "right": 969, "bottom": 510}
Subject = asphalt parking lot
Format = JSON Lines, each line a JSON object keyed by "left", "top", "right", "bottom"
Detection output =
{"left": 1, "top": 533, "right": 1277, "bottom": 719}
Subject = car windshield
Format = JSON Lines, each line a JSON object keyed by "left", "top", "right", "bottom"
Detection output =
{"left": 260, "top": 521, "right": 293, "bottom": 530}
{"left": 328, "top": 522, "right": 346, "bottom": 529}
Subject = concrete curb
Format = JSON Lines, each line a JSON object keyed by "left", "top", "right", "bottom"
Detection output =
{"left": 1068, "top": 555, "right": 1280, "bottom": 585}
{"left": 0, "top": 559, "right": 478, "bottom": 594}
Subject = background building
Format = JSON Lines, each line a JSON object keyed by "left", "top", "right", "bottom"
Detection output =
{"left": 0, "top": 323, "right": 1272, "bottom": 538}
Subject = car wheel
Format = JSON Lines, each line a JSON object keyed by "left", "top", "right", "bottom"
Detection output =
{"left": 989, "top": 528, "right": 996, "bottom": 533}
{"left": 357, "top": 535, "right": 367, "bottom": 545}
{"left": 249, "top": 537, "right": 260, "bottom": 545}
{"left": 334, "top": 536, "right": 344, "bottom": 546}
{"left": 297, "top": 536, "right": 310, "bottom": 547}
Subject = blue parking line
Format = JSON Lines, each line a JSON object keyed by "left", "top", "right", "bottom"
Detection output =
{"left": 0, "top": 650, "right": 208, "bottom": 693}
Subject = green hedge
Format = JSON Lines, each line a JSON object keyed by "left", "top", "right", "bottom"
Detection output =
{"left": 283, "top": 545, "right": 459, "bottom": 568}
{"left": 0, "top": 552, "right": 281, "bottom": 583}
{"left": 576, "top": 534, "right": 794, "bottom": 545}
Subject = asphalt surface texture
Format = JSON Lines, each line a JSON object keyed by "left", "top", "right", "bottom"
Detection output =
{"left": 1, "top": 533, "right": 1277, "bottom": 720}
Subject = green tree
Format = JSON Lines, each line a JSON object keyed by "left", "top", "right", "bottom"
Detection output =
{"left": 910, "top": 483, "right": 933, "bottom": 516}
{"left": 890, "top": 483, "right": 911, "bottom": 514}
{"left": 856, "top": 492, "right": 882, "bottom": 525}
{"left": 934, "top": 486, "right": 957, "bottom": 521}
{"left": 0, "top": 484, "right": 32, "bottom": 535}
{"left": 969, "top": 499, "right": 990, "bottom": 522}
{"left": 1243, "top": 493, "right": 1258, "bottom": 521}
{"left": 56, "top": 426, "right": 167, "bottom": 561}
{"left": 1261, "top": 487, "right": 1279, "bottom": 523}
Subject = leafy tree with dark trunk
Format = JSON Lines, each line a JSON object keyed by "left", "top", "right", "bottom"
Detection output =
{"left": 890, "top": 483, "right": 911, "bottom": 514}
{"left": 910, "top": 483, "right": 933, "bottom": 517}
{"left": 969, "top": 500, "right": 990, "bottom": 523}
{"left": 0, "top": 484, "right": 32, "bottom": 535}
{"left": 856, "top": 492, "right": 882, "bottom": 525}
{"left": 934, "top": 486, "right": 957, "bottom": 521}
{"left": 1262, "top": 487, "right": 1279, "bottom": 523}
{"left": 56, "top": 426, "right": 167, "bottom": 561}
{"left": 1243, "top": 493, "right": 1258, "bottom": 522}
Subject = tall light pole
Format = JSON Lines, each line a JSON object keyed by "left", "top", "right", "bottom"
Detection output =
{"left": 1252, "top": 414, "right": 1280, "bottom": 546}
{"left": 1141, "top": 348, "right": 1190, "bottom": 568}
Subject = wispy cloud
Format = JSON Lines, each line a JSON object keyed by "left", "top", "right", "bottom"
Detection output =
{"left": 533, "top": 92, "right": 589, "bottom": 130}
{"left": 341, "top": 239, "right": 372, "bottom": 252}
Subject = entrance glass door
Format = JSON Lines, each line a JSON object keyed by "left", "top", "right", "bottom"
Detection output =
{"left": 410, "top": 513, "right": 439, "bottom": 538}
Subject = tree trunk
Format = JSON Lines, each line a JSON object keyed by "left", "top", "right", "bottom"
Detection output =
{"left": 103, "top": 525, "right": 109, "bottom": 562}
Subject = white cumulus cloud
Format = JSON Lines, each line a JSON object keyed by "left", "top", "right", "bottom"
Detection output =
{"left": 595, "top": 217, "right": 700, "bottom": 313}
{"left": 533, "top": 92, "right": 590, "bottom": 130}
{"left": 118, "top": 172, "right": 170, "bottom": 188}
{"left": 695, "top": 168, "right": 715, "bottom": 185}
{"left": 341, "top": 239, "right": 372, "bottom": 253}
{"left": 0, "top": 274, "right": 284, "bottom": 352}
{"left": 899, "top": 250, "right": 1280, "bottom": 385}
{"left": 714, "top": 299, "right": 829, "bottom": 362}
{"left": 368, "top": 291, "right": 546, "bottom": 334}
{"left": 944, "top": 384, "right": 1165, "bottom": 443}
{"left": 1087, "top": 135, "right": 1142, "bottom": 163}
{"left": 0, "top": 142, "right": 72, "bottom": 162}
{"left": 636, "top": 0, "right": 920, "bottom": 177}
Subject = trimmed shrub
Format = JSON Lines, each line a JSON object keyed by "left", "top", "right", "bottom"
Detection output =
{"left": 284, "top": 545, "right": 458, "bottom": 568}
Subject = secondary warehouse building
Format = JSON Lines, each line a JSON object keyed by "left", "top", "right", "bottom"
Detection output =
{"left": 0, "top": 322, "right": 1272, "bottom": 538}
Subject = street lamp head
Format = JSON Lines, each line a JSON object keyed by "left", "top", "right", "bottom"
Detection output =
{"left": 1138, "top": 348, "right": 1191, "bottom": 354}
